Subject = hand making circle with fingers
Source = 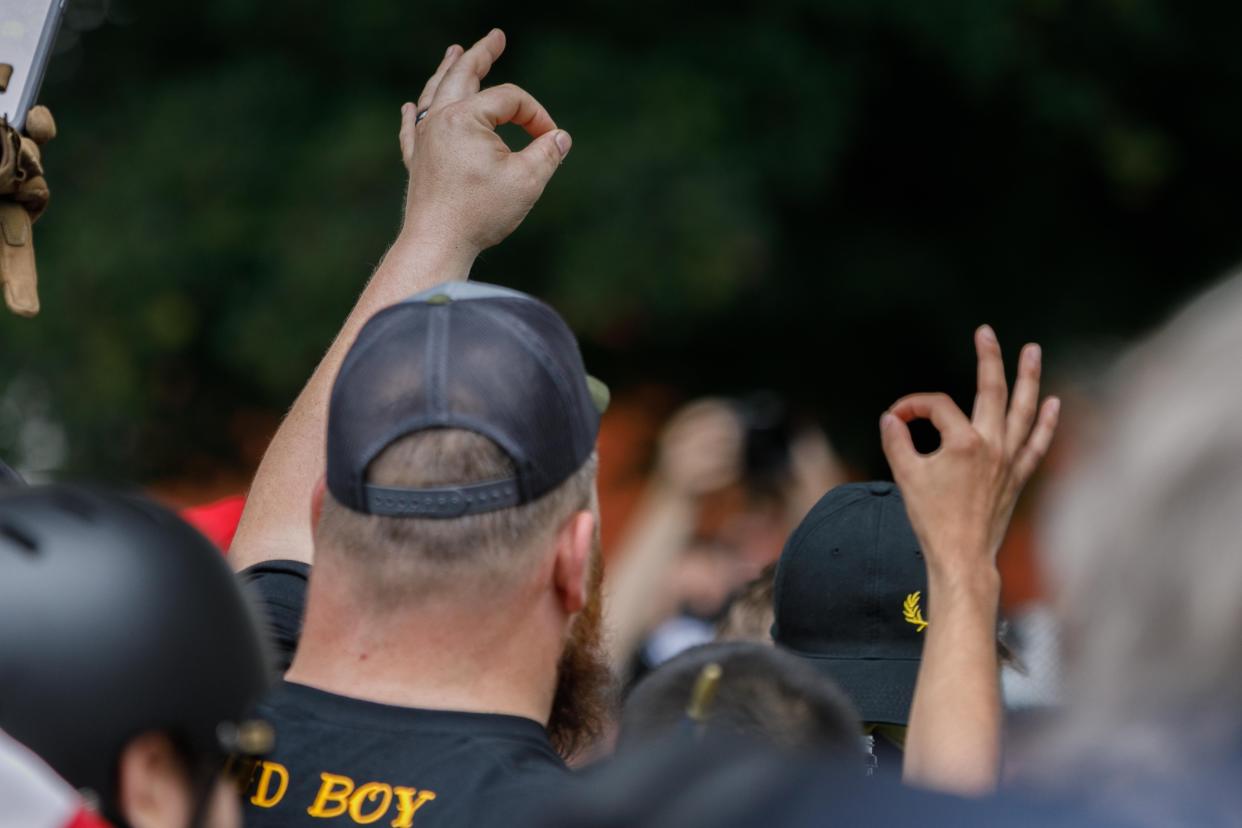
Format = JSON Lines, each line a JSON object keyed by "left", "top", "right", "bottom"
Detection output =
{"left": 396, "top": 29, "right": 573, "bottom": 254}
{"left": 878, "top": 325, "right": 1060, "bottom": 570}
{"left": 655, "top": 399, "right": 745, "bottom": 498}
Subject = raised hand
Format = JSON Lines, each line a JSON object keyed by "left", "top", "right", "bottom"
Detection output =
{"left": 229, "top": 31, "right": 568, "bottom": 571}
{"left": 654, "top": 399, "right": 745, "bottom": 499}
{"left": 879, "top": 325, "right": 1060, "bottom": 573}
{"left": 880, "top": 326, "right": 1059, "bottom": 796}
{"left": 397, "top": 29, "right": 572, "bottom": 255}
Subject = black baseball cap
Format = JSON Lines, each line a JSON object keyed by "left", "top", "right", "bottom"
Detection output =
{"left": 326, "top": 282, "right": 607, "bottom": 518}
{"left": 771, "top": 482, "right": 927, "bottom": 726}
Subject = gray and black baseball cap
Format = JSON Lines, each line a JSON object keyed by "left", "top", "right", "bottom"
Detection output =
{"left": 772, "top": 482, "right": 928, "bottom": 725}
{"left": 326, "top": 282, "right": 607, "bottom": 519}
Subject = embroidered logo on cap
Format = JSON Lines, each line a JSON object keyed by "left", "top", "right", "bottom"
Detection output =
{"left": 902, "top": 591, "right": 928, "bottom": 632}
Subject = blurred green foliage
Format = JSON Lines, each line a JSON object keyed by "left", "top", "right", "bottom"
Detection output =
{"left": 7, "top": 0, "right": 1242, "bottom": 479}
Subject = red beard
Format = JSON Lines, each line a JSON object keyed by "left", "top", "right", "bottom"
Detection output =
{"left": 546, "top": 538, "right": 613, "bottom": 759}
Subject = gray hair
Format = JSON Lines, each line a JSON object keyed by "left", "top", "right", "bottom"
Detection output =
{"left": 1031, "top": 271, "right": 1242, "bottom": 816}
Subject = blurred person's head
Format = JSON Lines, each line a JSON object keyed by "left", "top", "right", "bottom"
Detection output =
{"left": 0, "top": 486, "right": 272, "bottom": 828}
{"left": 618, "top": 641, "right": 860, "bottom": 755}
{"left": 1034, "top": 271, "right": 1242, "bottom": 810}
{"left": 516, "top": 732, "right": 1124, "bottom": 828}
{"left": 307, "top": 282, "right": 610, "bottom": 757}
{"left": 669, "top": 537, "right": 760, "bottom": 620}
{"left": 716, "top": 561, "right": 778, "bottom": 642}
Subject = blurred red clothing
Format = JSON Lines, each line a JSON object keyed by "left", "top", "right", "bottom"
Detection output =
{"left": 180, "top": 494, "right": 246, "bottom": 552}
{"left": 0, "top": 729, "right": 112, "bottom": 828}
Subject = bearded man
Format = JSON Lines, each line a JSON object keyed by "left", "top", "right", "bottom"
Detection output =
{"left": 228, "top": 29, "right": 611, "bottom": 827}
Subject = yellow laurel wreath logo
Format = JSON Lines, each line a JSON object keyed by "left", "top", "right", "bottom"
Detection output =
{"left": 903, "top": 591, "right": 928, "bottom": 632}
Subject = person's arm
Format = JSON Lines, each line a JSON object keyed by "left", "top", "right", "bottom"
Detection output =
{"left": 880, "top": 325, "right": 1059, "bottom": 796}
{"left": 783, "top": 425, "right": 849, "bottom": 525}
{"left": 229, "top": 29, "right": 573, "bottom": 570}
{"left": 603, "top": 399, "right": 743, "bottom": 674}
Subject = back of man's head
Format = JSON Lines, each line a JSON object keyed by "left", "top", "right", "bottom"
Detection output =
{"left": 618, "top": 641, "right": 861, "bottom": 756}
{"left": 317, "top": 428, "right": 597, "bottom": 605}
{"left": 311, "top": 281, "right": 612, "bottom": 758}
{"left": 316, "top": 281, "right": 607, "bottom": 604}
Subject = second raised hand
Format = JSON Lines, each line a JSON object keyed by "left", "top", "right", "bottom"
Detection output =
{"left": 882, "top": 326, "right": 1060, "bottom": 796}
{"left": 879, "top": 325, "right": 1060, "bottom": 572}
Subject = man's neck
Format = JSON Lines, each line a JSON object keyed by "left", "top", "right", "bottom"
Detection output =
{"left": 285, "top": 568, "right": 562, "bottom": 725}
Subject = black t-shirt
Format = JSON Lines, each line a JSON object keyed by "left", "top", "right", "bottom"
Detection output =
{"left": 239, "top": 561, "right": 569, "bottom": 827}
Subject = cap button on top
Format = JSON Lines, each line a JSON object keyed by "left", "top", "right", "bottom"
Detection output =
{"left": 866, "top": 482, "right": 893, "bottom": 496}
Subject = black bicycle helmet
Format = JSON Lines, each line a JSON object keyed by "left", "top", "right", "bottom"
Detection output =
{"left": 0, "top": 485, "right": 272, "bottom": 821}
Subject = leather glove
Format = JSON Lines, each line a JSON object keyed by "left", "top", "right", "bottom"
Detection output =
{"left": 0, "top": 105, "right": 55, "bottom": 317}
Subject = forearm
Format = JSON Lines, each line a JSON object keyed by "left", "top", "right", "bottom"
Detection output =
{"left": 603, "top": 481, "right": 700, "bottom": 673}
{"left": 902, "top": 562, "right": 1002, "bottom": 796}
{"left": 229, "top": 230, "right": 474, "bottom": 570}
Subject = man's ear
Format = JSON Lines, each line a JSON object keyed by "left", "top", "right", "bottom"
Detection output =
{"left": 310, "top": 475, "right": 327, "bottom": 532}
{"left": 552, "top": 510, "right": 595, "bottom": 616}
{"left": 116, "top": 732, "right": 193, "bottom": 828}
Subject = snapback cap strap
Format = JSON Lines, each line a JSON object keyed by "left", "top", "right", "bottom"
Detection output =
{"left": 362, "top": 478, "right": 521, "bottom": 518}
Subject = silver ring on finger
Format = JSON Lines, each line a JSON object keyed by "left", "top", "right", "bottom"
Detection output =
{"left": 415, "top": 108, "right": 429, "bottom": 124}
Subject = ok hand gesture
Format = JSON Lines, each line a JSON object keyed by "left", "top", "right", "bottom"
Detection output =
{"left": 397, "top": 29, "right": 572, "bottom": 256}
{"left": 880, "top": 325, "right": 1060, "bottom": 575}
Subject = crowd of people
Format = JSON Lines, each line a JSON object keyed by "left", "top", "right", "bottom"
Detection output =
{"left": 2, "top": 26, "right": 1241, "bottom": 828}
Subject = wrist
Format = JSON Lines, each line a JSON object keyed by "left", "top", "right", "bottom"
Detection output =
{"left": 926, "top": 559, "right": 1001, "bottom": 603}
{"left": 387, "top": 228, "right": 476, "bottom": 282}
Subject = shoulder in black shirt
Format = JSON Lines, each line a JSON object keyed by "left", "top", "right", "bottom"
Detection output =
{"left": 239, "top": 559, "right": 311, "bottom": 672}
{"left": 238, "top": 562, "right": 569, "bottom": 827}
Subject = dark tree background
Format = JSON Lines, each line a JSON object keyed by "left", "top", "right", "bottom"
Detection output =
{"left": 5, "top": 0, "right": 1242, "bottom": 482}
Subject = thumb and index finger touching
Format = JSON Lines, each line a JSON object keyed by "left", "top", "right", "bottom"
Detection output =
{"left": 881, "top": 326, "right": 1002, "bottom": 473}
{"left": 400, "top": 29, "right": 572, "bottom": 176}
{"left": 472, "top": 83, "right": 572, "bottom": 172}
{"left": 880, "top": 392, "right": 971, "bottom": 476}
{"left": 880, "top": 325, "right": 1063, "bottom": 482}
{"left": 457, "top": 35, "right": 571, "bottom": 176}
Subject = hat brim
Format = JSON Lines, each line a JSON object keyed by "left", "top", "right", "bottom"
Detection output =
{"left": 796, "top": 655, "right": 921, "bottom": 726}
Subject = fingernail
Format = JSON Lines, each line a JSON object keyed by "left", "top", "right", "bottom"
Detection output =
{"left": 979, "top": 324, "right": 997, "bottom": 344}
{"left": 446, "top": 44, "right": 458, "bottom": 58}
{"left": 401, "top": 103, "right": 412, "bottom": 115}
{"left": 880, "top": 413, "right": 896, "bottom": 429}
{"left": 554, "top": 130, "right": 572, "bottom": 157}
{"left": 1026, "top": 343, "right": 1041, "bottom": 364}
{"left": 1048, "top": 397, "right": 1061, "bottom": 417}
